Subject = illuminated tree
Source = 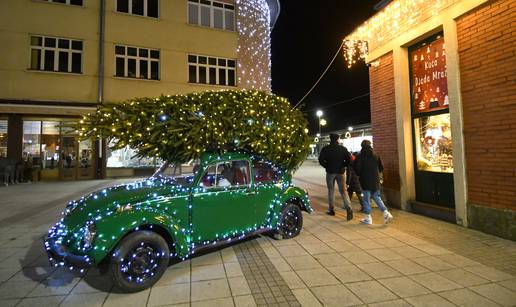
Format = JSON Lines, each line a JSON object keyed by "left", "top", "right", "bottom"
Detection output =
{"left": 77, "top": 90, "right": 311, "bottom": 171}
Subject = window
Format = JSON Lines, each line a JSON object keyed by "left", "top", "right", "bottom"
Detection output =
{"left": 188, "top": 0, "right": 235, "bottom": 31}
{"left": 107, "top": 140, "right": 159, "bottom": 168}
{"left": 0, "top": 120, "right": 7, "bottom": 158}
{"left": 30, "top": 35, "right": 83, "bottom": 73}
{"left": 115, "top": 45, "right": 160, "bottom": 80}
{"left": 188, "top": 55, "right": 236, "bottom": 86}
{"left": 23, "top": 121, "right": 42, "bottom": 163}
{"left": 414, "top": 113, "right": 453, "bottom": 173}
{"left": 200, "top": 160, "right": 250, "bottom": 188}
{"left": 117, "top": 0, "right": 159, "bottom": 18}
{"left": 38, "top": 0, "right": 84, "bottom": 6}
{"left": 253, "top": 161, "right": 281, "bottom": 184}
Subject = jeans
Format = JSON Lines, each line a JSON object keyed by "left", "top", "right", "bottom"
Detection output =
{"left": 362, "top": 190, "right": 388, "bottom": 214}
{"left": 326, "top": 173, "right": 352, "bottom": 211}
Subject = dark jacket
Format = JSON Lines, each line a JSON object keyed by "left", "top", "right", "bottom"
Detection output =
{"left": 318, "top": 143, "right": 352, "bottom": 174}
{"left": 346, "top": 161, "right": 362, "bottom": 193}
{"left": 353, "top": 146, "right": 384, "bottom": 191}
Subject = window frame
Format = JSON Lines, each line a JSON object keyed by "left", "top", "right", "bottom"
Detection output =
{"left": 188, "top": 54, "right": 236, "bottom": 87}
{"left": 29, "top": 35, "right": 83, "bottom": 74}
{"left": 114, "top": 44, "right": 160, "bottom": 81}
{"left": 187, "top": 0, "right": 235, "bottom": 31}
{"left": 198, "top": 160, "right": 251, "bottom": 190}
{"left": 115, "top": 0, "right": 160, "bottom": 19}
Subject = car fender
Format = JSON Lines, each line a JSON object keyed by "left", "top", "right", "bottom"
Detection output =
{"left": 89, "top": 207, "right": 190, "bottom": 264}
{"left": 268, "top": 186, "right": 312, "bottom": 228}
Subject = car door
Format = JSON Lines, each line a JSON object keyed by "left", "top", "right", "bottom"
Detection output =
{"left": 191, "top": 159, "right": 257, "bottom": 244}
{"left": 252, "top": 161, "right": 283, "bottom": 227}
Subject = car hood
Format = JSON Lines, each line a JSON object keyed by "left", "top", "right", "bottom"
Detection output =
{"left": 60, "top": 177, "right": 188, "bottom": 231}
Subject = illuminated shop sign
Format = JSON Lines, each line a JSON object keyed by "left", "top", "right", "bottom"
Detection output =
{"left": 411, "top": 37, "right": 449, "bottom": 114}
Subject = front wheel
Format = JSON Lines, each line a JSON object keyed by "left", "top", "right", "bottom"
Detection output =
{"left": 275, "top": 203, "right": 303, "bottom": 239}
{"left": 109, "top": 231, "right": 170, "bottom": 292}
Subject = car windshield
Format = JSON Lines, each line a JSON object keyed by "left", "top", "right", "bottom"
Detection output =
{"left": 151, "top": 161, "right": 201, "bottom": 187}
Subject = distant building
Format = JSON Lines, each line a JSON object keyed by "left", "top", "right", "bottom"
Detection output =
{"left": 0, "top": 0, "right": 279, "bottom": 180}
{"left": 345, "top": 0, "right": 515, "bottom": 240}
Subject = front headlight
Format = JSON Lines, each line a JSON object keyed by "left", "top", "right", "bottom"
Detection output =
{"left": 81, "top": 222, "right": 97, "bottom": 250}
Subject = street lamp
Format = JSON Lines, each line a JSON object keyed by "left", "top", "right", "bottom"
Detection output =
{"left": 316, "top": 110, "right": 323, "bottom": 135}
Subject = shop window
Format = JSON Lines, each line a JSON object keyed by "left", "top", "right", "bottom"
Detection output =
{"left": 414, "top": 114, "right": 453, "bottom": 173}
{"left": 0, "top": 120, "right": 7, "bottom": 158}
{"left": 23, "top": 121, "right": 41, "bottom": 163}
{"left": 40, "top": 121, "right": 60, "bottom": 169}
{"left": 107, "top": 141, "right": 158, "bottom": 168}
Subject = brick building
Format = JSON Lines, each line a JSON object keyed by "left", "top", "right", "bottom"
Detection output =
{"left": 345, "top": 0, "right": 515, "bottom": 240}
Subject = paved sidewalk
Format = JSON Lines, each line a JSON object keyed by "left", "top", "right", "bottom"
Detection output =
{"left": 0, "top": 164, "right": 514, "bottom": 307}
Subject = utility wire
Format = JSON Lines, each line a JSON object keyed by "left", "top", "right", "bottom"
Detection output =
{"left": 293, "top": 40, "right": 345, "bottom": 109}
{"left": 304, "top": 92, "right": 370, "bottom": 112}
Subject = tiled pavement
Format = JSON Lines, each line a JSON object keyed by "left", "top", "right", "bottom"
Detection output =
{"left": 0, "top": 164, "right": 515, "bottom": 306}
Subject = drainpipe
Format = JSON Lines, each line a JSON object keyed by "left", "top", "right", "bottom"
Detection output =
{"left": 96, "top": 0, "right": 106, "bottom": 179}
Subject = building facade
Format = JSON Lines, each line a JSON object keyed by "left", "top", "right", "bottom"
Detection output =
{"left": 0, "top": 0, "right": 279, "bottom": 181}
{"left": 345, "top": 0, "right": 515, "bottom": 240}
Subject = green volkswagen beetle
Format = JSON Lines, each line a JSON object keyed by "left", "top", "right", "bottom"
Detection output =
{"left": 45, "top": 151, "right": 312, "bottom": 292}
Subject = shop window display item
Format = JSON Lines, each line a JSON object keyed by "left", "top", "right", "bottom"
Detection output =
{"left": 415, "top": 113, "right": 453, "bottom": 173}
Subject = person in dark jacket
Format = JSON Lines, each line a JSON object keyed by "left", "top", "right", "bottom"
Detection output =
{"left": 353, "top": 140, "right": 393, "bottom": 225}
{"left": 318, "top": 134, "right": 353, "bottom": 220}
{"left": 346, "top": 157, "right": 364, "bottom": 212}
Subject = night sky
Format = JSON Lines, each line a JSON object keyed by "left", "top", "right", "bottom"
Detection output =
{"left": 271, "top": 0, "right": 380, "bottom": 133}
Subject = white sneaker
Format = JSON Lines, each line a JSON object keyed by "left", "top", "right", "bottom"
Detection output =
{"left": 384, "top": 211, "right": 393, "bottom": 224}
{"left": 360, "top": 214, "right": 372, "bottom": 225}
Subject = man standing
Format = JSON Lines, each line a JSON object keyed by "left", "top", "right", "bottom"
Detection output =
{"left": 318, "top": 134, "right": 353, "bottom": 220}
{"left": 353, "top": 140, "right": 393, "bottom": 225}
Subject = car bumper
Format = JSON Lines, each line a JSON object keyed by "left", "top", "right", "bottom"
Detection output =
{"left": 44, "top": 236, "right": 92, "bottom": 269}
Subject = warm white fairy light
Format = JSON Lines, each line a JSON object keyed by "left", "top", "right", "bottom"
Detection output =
{"left": 343, "top": 0, "right": 458, "bottom": 68}
{"left": 236, "top": 0, "right": 272, "bottom": 92}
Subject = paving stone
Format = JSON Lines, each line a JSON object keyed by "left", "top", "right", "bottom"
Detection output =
{"left": 300, "top": 243, "right": 334, "bottom": 255}
{"left": 357, "top": 261, "right": 402, "bottom": 279}
{"left": 311, "top": 284, "right": 363, "bottom": 306}
{"left": 0, "top": 280, "right": 40, "bottom": 299}
{"left": 412, "top": 244, "right": 453, "bottom": 256}
{"left": 367, "top": 248, "right": 406, "bottom": 261}
{"left": 312, "top": 252, "right": 351, "bottom": 267}
{"left": 284, "top": 255, "right": 322, "bottom": 270}
{"left": 278, "top": 271, "right": 306, "bottom": 290}
{"left": 60, "top": 292, "right": 108, "bottom": 307}
{"left": 405, "top": 294, "right": 456, "bottom": 307}
{"left": 103, "top": 289, "right": 151, "bottom": 307}
{"left": 327, "top": 265, "right": 372, "bottom": 284}
{"left": 16, "top": 295, "right": 65, "bottom": 307}
{"left": 155, "top": 266, "right": 191, "bottom": 286}
{"left": 71, "top": 276, "right": 114, "bottom": 293}
{"left": 411, "top": 256, "right": 457, "bottom": 271}
{"left": 470, "top": 283, "right": 516, "bottom": 306}
{"left": 326, "top": 240, "right": 360, "bottom": 253}
{"left": 498, "top": 278, "right": 516, "bottom": 292}
{"left": 233, "top": 295, "right": 257, "bottom": 307}
{"left": 436, "top": 253, "right": 481, "bottom": 267}
{"left": 372, "top": 237, "right": 407, "bottom": 248}
{"left": 463, "top": 265, "right": 515, "bottom": 282}
{"left": 148, "top": 284, "right": 190, "bottom": 306}
{"left": 191, "top": 297, "right": 235, "bottom": 307}
{"left": 0, "top": 299, "right": 20, "bottom": 307}
{"left": 340, "top": 250, "right": 378, "bottom": 264}
{"left": 192, "top": 252, "right": 223, "bottom": 266}
{"left": 346, "top": 280, "right": 397, "bottom": 304}
{"left": 229, "top": 276, "right": 252, "bottom": 296}
{"left": 368, "top": 299, "right": 412, "bottom": 307}
{"left": 276, "top": 245, "right": 308, "bottom": 258}
{"left": 439, "top": 288, "right": 500, "bottom": 307}
{"left": 385, "top": 259, "right": 430, "bottom": 275}
{"left": 437, "top": 268, "right": 490, "bottom": 287}
{"left": 191, "top": 263, "right": 226, "bottom": 282}
{"left": 291, "top": 288, "right": 322, "bottom": 307}
{"left": 378, "top": 276, "right": 431, "bottom": 298}
{"left": 351, "top": 239, "right": 385, "bottom": 250}
{"left": 296, "top": 268, "right": 340, "bottom": 287}
{"left": 191, "top": 279, "right": 231, "bottom": 302}
{"left": 391, "top": 246, "right": 429, "bottom": 258}
{"left": 409, "top": 272, "right": 462, "bottom": 292}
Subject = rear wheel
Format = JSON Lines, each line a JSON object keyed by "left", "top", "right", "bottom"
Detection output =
{"left": 109, "top": 231, "right": 170, "bottom": 292}
{"left": 274, "top": 203, "right": 303, "bottom": 239}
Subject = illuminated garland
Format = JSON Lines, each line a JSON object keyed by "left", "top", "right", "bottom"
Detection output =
{"left": 236, "top": 0, "right": 272, "bottom": 92}
{"left": 343, "top": 0, "right": 455, "bottom": 67}
{"left": 75, "top": 90, "right": 311, "bottom": 171}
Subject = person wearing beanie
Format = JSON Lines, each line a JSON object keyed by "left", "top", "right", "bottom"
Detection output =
{"left": 353, "top": 140, "right": 393, "bottom": 225}
{"left": 318, "top": 133, "right": 353, "bottom": 220}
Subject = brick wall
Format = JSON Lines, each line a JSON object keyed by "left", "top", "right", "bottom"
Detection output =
{"left": 457, "top": 0, "right": 516, "bottom": 210}
{"left": 369, "top": 52, "right": 401, "bottom": 192}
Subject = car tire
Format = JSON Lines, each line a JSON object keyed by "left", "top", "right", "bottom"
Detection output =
{"left": 109, "top": 230, "right": 170, "bottom": 292}
{"left": 275, "top": 203, "right": 303, "bottom": 240}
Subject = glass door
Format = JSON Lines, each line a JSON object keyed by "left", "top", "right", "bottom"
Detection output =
{"left": 60, "top": 135, "right": 78, "bottom": 180}
{"left": 409, "top": 34, "right": 455, "bottom": 208}
{"left": 77, "top": 139, "right": 94, "bottom": 179}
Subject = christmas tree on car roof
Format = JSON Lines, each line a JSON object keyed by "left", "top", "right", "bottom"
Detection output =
{"left": 76, "top": 90, "right": 312, "bottom": 171}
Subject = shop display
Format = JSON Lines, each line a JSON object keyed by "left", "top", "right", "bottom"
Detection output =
{"left": 415, "top": 113, "right": 453, "bottom": 173}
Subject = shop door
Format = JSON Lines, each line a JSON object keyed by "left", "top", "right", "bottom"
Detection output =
{"left": 409, "top": 34, "right": 455, "bottom": 209}
{"left": 60, "top": 136, "right": 95, "bottom": 180}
